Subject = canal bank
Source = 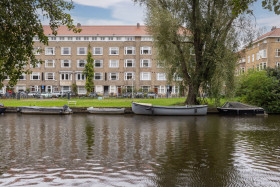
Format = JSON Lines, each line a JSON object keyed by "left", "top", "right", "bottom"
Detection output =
{"left": 4, "top": 106, "right": 220, "bottom": 114}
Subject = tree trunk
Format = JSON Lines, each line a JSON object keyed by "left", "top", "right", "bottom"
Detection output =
{"left": 185, "top": 82, "right": 200, "bottom": 105}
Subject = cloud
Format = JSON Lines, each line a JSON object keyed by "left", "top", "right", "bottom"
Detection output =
{"left": 72, "top": 0, "right": 130, "bottom": 9}
{"left": 71, "top": 16, "right": 126, "bottom": 25}
{"left": 256, "top": 16, "right": 280, "bottom": 27}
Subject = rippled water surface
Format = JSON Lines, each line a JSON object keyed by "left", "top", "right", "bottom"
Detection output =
{"left": 0, "top": 114, "right": 280, "bottom": 186}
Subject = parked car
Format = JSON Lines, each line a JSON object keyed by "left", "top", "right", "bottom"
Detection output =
{"left": 136, "top": 92, "right": 144, "bottom": 98}
{"left": 41, "top": 92, "right": 52, "bottom": 98}
{"left": 147, "top": 92, "right": 157, "bottom": 98}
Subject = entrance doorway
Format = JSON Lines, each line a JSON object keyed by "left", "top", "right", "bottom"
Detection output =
{"left": 104, "top": 86, "right": 109, "bottom": 96}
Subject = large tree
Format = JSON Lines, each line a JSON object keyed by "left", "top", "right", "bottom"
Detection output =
{"left": 83, "top": 44, "right": 94, "bottom": 95}
{"left": 135, "top": 0, "right": 280, "bottom": 105}
{"left": 0, "top": 0, "right": 80, "bottom": 89}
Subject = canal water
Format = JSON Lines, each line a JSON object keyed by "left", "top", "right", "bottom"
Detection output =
{"left": 0, "top": 114, "right": 279, "bottom": 186}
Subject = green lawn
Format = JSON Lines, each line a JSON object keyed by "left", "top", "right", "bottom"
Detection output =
{"left": 0, "top": 97, "right": 239, "bottom": 107}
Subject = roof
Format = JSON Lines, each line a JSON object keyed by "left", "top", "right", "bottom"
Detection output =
{"left": 43, "top": 25, "right": 149, "bottom": 36}
{"left": 254, "top": 28, "right": 280, "bottom": 43}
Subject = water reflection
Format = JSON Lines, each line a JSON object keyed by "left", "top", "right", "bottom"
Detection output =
{"left": 0, "top": 114, "right": 279, "bottom": 186}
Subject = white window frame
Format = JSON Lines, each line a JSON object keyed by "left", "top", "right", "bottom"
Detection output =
{"left": 61, "top": 47, "right": 71, "bottom": 55}
{"left": 94, "top": 72, "right": 103, "bottom": 80}
{"left": 93, "top": 47, "right": 103, "bottom": 55}
{"left": 77, "top": 60, "right": 86, "bottom": 68}
{"left": 45, "top": 60, "right": 55, "bottom": 68}
{"left": 276, "top": 62, "right": 280, "bottom": 68}
{"left": 140, "top": 47, "right": 152, "bottom": 55}
{"left": 94, "top": 60, "right": 103, "bottom": 68}
{"left": 140, "top": 72, "right": 151, "bottom": 80}
{"left": 77, "top": 47, "right": 87, "bottom": 55}
{"left": 141, "top": 86, "right": 150, "bottom": 92}
{"left": 247, "top": 56, "right": 250, "bottom": 63}
{"left": 78, "top": 86, "right": 86, "bottom": 95}
{"left": 109, "top": 60, "right": 119, "bottom": 68}
{"left": 125, "top": 37, "right": 135, "bottom": 41}
{"left": 30, "top": 85, "right": 39, "bottom": 92}
{"left": 109, "top": 47, "right": 119, "bottom": 55}
{"left": 124, "top": 47, "right": 136, "bottom": 55}
{"left": 46, "top": 85, "right": 52, "bottom": 93}
{"left": 33, "top": 47, "right": 40, "bottom": 55}
{"left": 141, "top": 36, "right": 153, "bottom": 41}
{"left": 19, "top": 74, "right": 26, "bottom": 80}
{"left": 252, "top": 54, "right": 254, "bottom": 62}
{"left": 45, "top": 72, "right": 55, "bottom": 80}
{"left": 30, "top": 62, "right": 41, "bottom": 68}
{"left": 61, "top": 60, "right": 71, "bottom": 68}
{"left": 109, "top": 73, "right": 119, "bottom": 80}
{"left": 157, "top": 73, "right": 166, "bottom": 81}
{"left": 140, "top": 59, "right": 151, "bottom": 68}
{"left": 124, "top": 72, "right": 135, "bottom": 80}
{"left": 45, "top": 47, "right": 55, "bottom": 55}
{"left": 158, "top": 85, "right": 166, "bottom": 94}
{"left": 124, "top": 59, "right": 135, "bottom": 67}
{"left": 60, "top": 73, "right": 72, "bottom": 80}
{"left": 76, "top": 73, "right": 86, "bottom": 80}
{"left": 276, "top": 49, "right": 280, "bottom": 57}
{"left": 30, "top": 72, "right": 41, "bottom": 80}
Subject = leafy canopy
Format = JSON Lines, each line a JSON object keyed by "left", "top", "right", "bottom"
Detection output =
{"left": 83, "top": 44, "right": 94, "bottom": 95}
{"left": 0, "top": 0, "right": 80, "bottom": 89}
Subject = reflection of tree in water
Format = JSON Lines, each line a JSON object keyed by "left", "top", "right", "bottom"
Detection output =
{"left": 85, "top": 119, "right": 95, "bottom": 158}
{"left": 151, "top": 116, "right": 237, "bottom": 186}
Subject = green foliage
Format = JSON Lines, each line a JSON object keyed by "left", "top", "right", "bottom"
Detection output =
{"left": 236, "top": 70, "right": 280, "bottom": 113}
{"left": 83, "top": 44, "right": 94, "bottom": 95}
{"left": 72, "top": 83, "right": 78, "bottom": 95}
{"left": 0, "top": 0, "right": 80, "bottom": 89}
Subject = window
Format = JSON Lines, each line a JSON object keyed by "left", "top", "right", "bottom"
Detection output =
{"left": 158, "top": 86, "right": 166, "bottom": 94}
{"left": 141, "top": 86, "right": 150, "bottom": 93}
{"left": 263, "top": 40, "right": 267, "bottom": 44}
{"left": 45, "top": 72, "right": 55, "bottom": 80}
{"left": 77, "top": 60, "right": 86, "bottom": 68}
{"left": 100, "top": 37, "right": 105, "bottom": 41}
{"left": 109, "top": 47, "right": 119, "bottom": 55}
{"left": 140, "top": 72, "right": 151, "bottom": 80}
{"left": 157, "top": 73, "right": 166, "bottom": 80}
{"left": 61, "top": 47, "right": 71, "bottom": 55}
{"left": 116, "top": 37, "right": 122, "bottom": 41}
{"left": 78, "top": 86, "right": 86, "bottom": 95}
{"left": 46, "top": 86, "right": 52, "bottom": 93}
{"left": 92, "top": 37, "right": 98, "bottom": 41}
{"left": 247, "top": 56, "right": 250, "bottom": 63}
{"left": 84, "top": 37, "right": 89, "bottom": 41}
{"left": 31, "top": 72, "right": 41, "bottom": 80}
{"left": 76, "top": 37, "right": 81, "bottom": 41}
{"left": 94, "top": 60, "right": 103, "bottom": 68}
{"left": 30, "top": 86, "right": 39, "bottom": 92}
{"left": 33, "top": 47, "right": 40, "bottom": 55}
{"left": 50, "top": 37, "right": 56, "bottom": 41}
{"left": 76, "top": 73, "right": 86, "bottom": 80}
{"left": 60, "top": 73, "right": 72, "bottom": 80}
{"left": 260, "top": 62, "right": 267, "bottom": 70}
{"left": 276, "top": 49, "right": 280, "bottom": 57}
{"left": 68, "top": 37, "right": 73, "bottom": 41}
{"left": 77, "top": 47, "right": 87, "bottom": 55}
{"left": 125, "top": 37, "right": 135, "bottom": 41}
{"left": 109, "top": 73, "right": 119, "bottom": 80}
{"left": 109, "top": 60, "right": 119, "bottom": 68}
{"left": 276, "top": 38, "right": 280, "bottom": 42}
{"left": 172, "top": 86, "right": 179, "bottom": 94}
{"left": 30, "top": 62, "right": 41, "bottom": 68}
{"left": 19, "top": 74, "right": 26, "bottom": 80}
{"left": 124, "top": 72, "right": 134, "bottom": 80}
{"left": 94, "top": 72, "right": 103, "bottom": 80}
{"left": 260, "top": 49, "right": 267, "bottom": 58}
{"left": 276, "top": 62, "right": 280, "bottom": 68}
{"left": 61, "top": 60, "right": 71, "bottom": 68}
{"left": 60, "top": 37, "right": 65, "bottom": 41}
{"left": 110, "top": 86, "right": 116, "bottom": 93}
{"left": 157, "top": 61, "right": 164, "bottom": 68}
{"left": 125, "top": 59, "right": 135, "bottom": 67}
{"left": 62, "top": 86, "right": 71, "bottom": 92}
{"left": 108, "top": 37, "right": 114, "bottom": 41}
{"left": 45, "top": 60, "right": 55, "bottom": 68}
{"left": 45, "top": 47, "right": 55, "bottom": 55}
{"left": 140, "top": 59, "right": 151, "bottom": 67}
{"left": 252, "top": 54, "right": 254, "bottom": 62}
{"left": 125, "top": 47, "right": 135, "bottom": 55}
{"left": 93, "top": 47, "right": 103, "bottom": 55}
{"left": 141, "top": 36, "right": 153, "bottom": 41}
{"left": 140, "top": 47, "right": 152, "bottom": 55}
{"left": 256, "top": 53, "right": 260, "bottom": 60}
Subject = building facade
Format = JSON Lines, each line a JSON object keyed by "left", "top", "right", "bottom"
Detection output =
{"left": 1, "top": 24, "right": 182, "bottom": 96}
{"left": 237, "top": 28, "right": 280, "bottom": 75}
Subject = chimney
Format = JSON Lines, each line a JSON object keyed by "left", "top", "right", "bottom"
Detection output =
{"left": 271, "top": 26, "right": 277, "bottom": 31}
{"left": 77, "top": 23, "right": 81, "bottom": 27}
{"left": 137, "top": 23, "right": 140, "bottom": 28}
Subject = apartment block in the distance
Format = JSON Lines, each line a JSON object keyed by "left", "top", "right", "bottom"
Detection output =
{"left": 237, "top": 27, "right": 280, "bottom": 75}
{"left": 1, "top": 24, "right": 182, "bottom": 96}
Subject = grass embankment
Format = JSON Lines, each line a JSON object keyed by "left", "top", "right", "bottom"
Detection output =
{"left": 0, "top": 97, "right": 239, "bottom": 107}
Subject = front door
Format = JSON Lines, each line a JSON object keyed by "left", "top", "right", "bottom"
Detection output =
{"left": 154, "top": 87, "right": 158, "bottom": 94}
{"left": 104, "top": 86, "right": 109, "bottom": 96}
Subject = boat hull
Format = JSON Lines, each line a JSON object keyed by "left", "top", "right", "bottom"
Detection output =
{"left": 132, "top": 102, "right": 207, "bottom": 116}
{"left": 87, "top": 107, "right": 125, "bottom": 114}
{"left": 217, "top": 108, "right": 265, "bottom": 115}
{"left": 0, "top": 107, "right": 7, "bottom": 114}
{"left": 19, "top": 106, "right": 72, "bottom": 115}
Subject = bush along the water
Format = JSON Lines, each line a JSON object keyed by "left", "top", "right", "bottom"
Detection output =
{"left": 236, "top": 69, "right": 280, "bottom": 113}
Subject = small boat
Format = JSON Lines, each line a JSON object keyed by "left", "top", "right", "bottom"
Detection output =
{"left": 132, "top": 102, "right": 208, "bottom": 116}
{"left": 217, "top": 102, "right": 265, "bottom": 115}
{"left": 18, "top": 105, "right": 72, "bottom": 115}
{"left": 87, "top": 107, "right": 125, "bottom": 114}
{"left": 0, "top": 103, "right": 7, "bottom": 114}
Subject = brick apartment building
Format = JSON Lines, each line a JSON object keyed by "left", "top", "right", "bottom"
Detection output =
{"left": 1, "top": 24, "right": 182, "bottom": 96}
{"left": 237, "top": 27, "right": 280, "bottom": 75}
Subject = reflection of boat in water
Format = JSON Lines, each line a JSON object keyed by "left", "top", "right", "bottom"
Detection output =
{"left": 18, "top": 105, "right": 72, "bottom": 115}
{"left": 87, "top": 107, "right": 125, "bottom": 114}
{"left": 217, "top": 102, "right": 265, "bottom": 115}
{"left": 0, "top": 103, "right": 7, "bottom": 114}
{"left": 132, "top": 102, "right": 208, "bottom": 116}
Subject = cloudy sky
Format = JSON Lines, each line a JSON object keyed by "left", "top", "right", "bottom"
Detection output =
{"left": 65, "top": 0, "right": 279, "bottom": 30}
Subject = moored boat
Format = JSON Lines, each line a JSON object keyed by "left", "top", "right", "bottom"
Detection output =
{"left": 217, "top": 102, "right": 265, "bottom": 115}
{"left": 132, "top": 102, "right": 208, "bottom": 116}
{"left": 18, "top": 105, "right": 72, "bottom": 115}
{"left": 87, "top": 107, "right": 125, "bottom": 114}
{"left": 0, "top": 103, "right": 7, "bottom": 114}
